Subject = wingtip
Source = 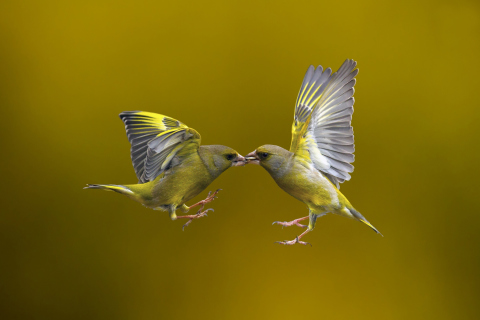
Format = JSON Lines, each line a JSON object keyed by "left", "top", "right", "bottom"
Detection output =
{"left": 119, "top": 111, "right": 142, "bottom": 120}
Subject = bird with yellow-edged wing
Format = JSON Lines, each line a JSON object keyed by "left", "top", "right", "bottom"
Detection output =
{"left": 85, "top": 111, "right": 245, "bottom": 230}
{"left": 246, "top": 60, "right": 382, "bottom": 245}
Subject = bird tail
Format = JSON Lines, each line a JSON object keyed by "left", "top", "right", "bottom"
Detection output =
{"left": 349, "top": 208, "right": 383, "bottom": 236}
{"left": 84, "top": 184, "right": 134, "bottom": 196}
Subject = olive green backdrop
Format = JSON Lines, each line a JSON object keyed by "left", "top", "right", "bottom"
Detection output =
{"left": 1, "top": 0, "right": 479, "bottom": 319}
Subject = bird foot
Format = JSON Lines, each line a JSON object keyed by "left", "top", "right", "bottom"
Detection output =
{"left": 274, "top": 236, "right": 312, "bottom": 246}
{"left": 272, "top": 216, "right": 308, "bottom": 228}
{"left": 180, "top": 208, "right": 214, "bottom": 231}
{"left": 189, "top": 189, "right": 222, "bottom": 209}
{"left": 179, "top": 189, "right": 222, "bottom": 231}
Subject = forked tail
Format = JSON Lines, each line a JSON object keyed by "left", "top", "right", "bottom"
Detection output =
{"left": 84, "top": 184, "right": 134, "bottom": 196}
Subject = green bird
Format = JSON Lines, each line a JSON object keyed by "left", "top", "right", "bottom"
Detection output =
{"left": 85, "top": 111, "right": 245, "bottom": 229}
{"left": 246, "top": 59, "right": 381, "bottom": 245}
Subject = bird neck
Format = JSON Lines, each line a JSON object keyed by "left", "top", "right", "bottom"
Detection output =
{"left": 198, "top": 146, "right": 227, "bottom": 179}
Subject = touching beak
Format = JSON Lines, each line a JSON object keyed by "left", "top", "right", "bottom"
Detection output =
{"left": 245, "top": 151, "right": 260, "bottom": 165}
{"left": 232, "top": 154, "right": 246, "bottom": 167}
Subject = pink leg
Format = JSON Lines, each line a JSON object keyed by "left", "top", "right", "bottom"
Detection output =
{"left": 275, "top": 228, "right": 312, "bottom": 246}
{"left": 272, "top": 216, "right": 308, "bottom": 228}
{"left": 176, "top": 208, "right": 214, "bottom": 231}
{"left": 188, "top": 189, "right": 222, "bottom": 210}
{"left": 176, "top": 189, "right": 222, "bottom": 231}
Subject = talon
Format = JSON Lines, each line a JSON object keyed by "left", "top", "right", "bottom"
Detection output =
{"left": 177, "top": 190, "right": 222, "bottom": 230}
{"left": 274, "top": 227, "right": 312, "bottom": 246}
{"left": 298, "top": 241, "right": 312, "bottom": 246}
{"left": 271, "top": 217, "right": 309, "bottom": 228}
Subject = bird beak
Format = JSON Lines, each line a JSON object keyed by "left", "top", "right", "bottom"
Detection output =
{"left": 245, "top": 151, "right": 260, "bottom": 165}
{"left": 232, "top": 154, "right": 246, "bottom": 167}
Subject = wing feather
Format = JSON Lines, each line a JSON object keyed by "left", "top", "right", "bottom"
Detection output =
{"left": 119, "top": 111, "right": 200, "bottom": 183}
{"left": 290, "top": 59, "right": 358, "bottom": 188}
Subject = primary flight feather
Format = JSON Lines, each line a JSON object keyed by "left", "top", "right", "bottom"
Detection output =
{"left": 85, "top": 111, "right": 245, "bottom": 230}
{"left": 246, "top": 59, "right": 381, "bottom": 245}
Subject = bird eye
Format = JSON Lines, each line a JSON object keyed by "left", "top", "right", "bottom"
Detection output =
{"left": 260, "top": 152, "right": 269, "bottom": 159}
{"left": 225, "top": 154, "right": 235, "bottom": 161}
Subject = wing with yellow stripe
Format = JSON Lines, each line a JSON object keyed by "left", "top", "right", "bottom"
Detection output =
{"left": 119, "top": 111, "right": 201, "bottom": 183}
{"left": 290, "top": 64, "right": 333, "bottom": 159}
{"left": 290, "top": 60, "right": 358, "bottom": 188}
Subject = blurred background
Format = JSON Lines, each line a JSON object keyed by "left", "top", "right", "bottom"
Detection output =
{"left": 1, "top": 0, "right": 479, "bottom": 319}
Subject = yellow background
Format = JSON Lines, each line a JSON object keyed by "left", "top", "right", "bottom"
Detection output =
{"left": 1, "top": 1, "right": 479, "bottom": 319}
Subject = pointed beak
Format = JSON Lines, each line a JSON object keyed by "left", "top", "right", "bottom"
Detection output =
{"left": 245, "top": 151, "right": 260, "bottom": 165}
{"left": 232, "top": 154, "right": 246, "bottom": 167}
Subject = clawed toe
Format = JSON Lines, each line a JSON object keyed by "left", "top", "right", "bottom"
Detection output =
{"left": 274, "top": 237, "right": 312, "bottom": 246}
{"left": 272, "top": 219, "right": 307, "bottom": 228}
{"left": 275, "top": 240, "right": 294, "bottom": 245}
{"left": 180, "top": 190, "right": 222, "bottom": 230}
{"left": 201, "top": 208, "right": 214, "bottom": 217}
{"left": 272, "top": 221, "right": 287, "bottom": 229}
{"left": 189, "top": 189, "right": 222, "bottom": 210}
{"left": 214, "top": 188, "right": 222, "bottom": 196}
{"left": 298, "top": 240, "right": 312, "bottom": 246}
{"left": 181, "top": 208, "right": 214, "bottom": 231}
{"left": 207, "top": 189, "right": 222, "bottom": 200}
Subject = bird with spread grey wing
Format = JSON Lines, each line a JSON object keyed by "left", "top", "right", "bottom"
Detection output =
{"left": 85, "top": 111, "right": 245, "bottom": 230}
{"left": 246, "top": 60, "right": 382, "bottom": 245}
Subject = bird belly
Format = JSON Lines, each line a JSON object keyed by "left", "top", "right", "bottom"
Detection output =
{"left": 276, "top": 165, "right": 341, "bottom": 213}
{"left": 145, "top": 160, "right": 212, "bottom": 209}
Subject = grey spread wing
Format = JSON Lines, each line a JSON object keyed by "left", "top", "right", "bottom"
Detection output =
{"left": 300, "top": 60, "right": 358, "bottom": 188}
{"left": 119, "top": 111, "right": 201, "bottom": 183}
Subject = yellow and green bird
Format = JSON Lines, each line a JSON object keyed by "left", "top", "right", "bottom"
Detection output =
{"left": 85, "top": 111, "right": 245, "bottom": 230}
{"left": 246, "top": 59, "right": 381, "bottom": 245}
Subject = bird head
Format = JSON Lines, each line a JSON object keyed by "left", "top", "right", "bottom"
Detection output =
{"left": 245, "top": 145, "right": 290, "bottom": 172}
{"left": 201, "top": 145, "right": 246, "bottom": 172}
{"left": 221, "top": 148, "right": 246, "bottom": 168}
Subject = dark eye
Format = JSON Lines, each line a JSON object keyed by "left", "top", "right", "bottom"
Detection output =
{"left": 259, "top": 152, "right": 269, "bottom": 159}
{"left": 226, "top": 154, "right": 235, "bottom": 161}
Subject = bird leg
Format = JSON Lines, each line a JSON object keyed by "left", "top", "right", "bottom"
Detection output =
{"left": 177, "top": 208, "right": 214, "bottom": 231}
{"left": 275, "top": 228, "right": 312, "bottom": 246}
{"left": 176, "top": 189, "right": 222, "bottom": 230}
{"left": 187, "top": 189, "right": 222, "bottom": 210}
{"left": 272, "top": 216, "right": 308, "bottom": 228}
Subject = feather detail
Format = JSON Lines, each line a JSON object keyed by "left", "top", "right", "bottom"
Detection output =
{"left": 289, "top": 60, "right": 358, "bottom": 187}
{"left": 119, "top": 111, "right": 201, "bottom": 183}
